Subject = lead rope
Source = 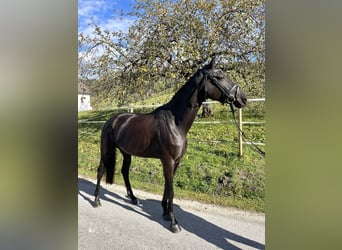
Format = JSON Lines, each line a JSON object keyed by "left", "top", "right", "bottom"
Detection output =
{"left": 229, "top": 103, "right": 266, "bottom": 158}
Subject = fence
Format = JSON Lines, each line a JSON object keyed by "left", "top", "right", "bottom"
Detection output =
{"left": 78, "top": 98, "right": 265, "bottom": 156}
{"left": 195, "top": 98, "right": 265, "bottom": 156}
{"left": 237, "top": 98, "right": 265, "bottom": 156}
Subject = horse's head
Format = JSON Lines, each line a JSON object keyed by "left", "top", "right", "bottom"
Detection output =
{"left": 201, "top": 58, "right": 247, "bottom": 108}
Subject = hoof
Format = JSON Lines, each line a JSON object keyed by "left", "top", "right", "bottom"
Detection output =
{"left": 170, "top": 223, "right": 181, "bottom": 233}
{"left": 94, "top": 200, "right": 101, "bottom": 207}
{"left": 131, "top": 198, "right": 139, "bottom": 205}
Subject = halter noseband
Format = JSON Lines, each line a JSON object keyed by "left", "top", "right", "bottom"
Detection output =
{"left": 201, "top": 69, "right": 239, "bottom": 103}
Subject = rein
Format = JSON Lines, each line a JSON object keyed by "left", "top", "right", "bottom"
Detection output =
{"left": 229, "top": 103, "right": 266, "bottom": 158}
{"left": 202, "top": 69, "right": 265, "bottom": 157}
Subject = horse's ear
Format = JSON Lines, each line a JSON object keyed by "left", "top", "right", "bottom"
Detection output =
{"left": 208, "top": 57, "right": 216, "bottom": 69}
{"left": 202, "top": 56, "right": 216, "bottom": 71}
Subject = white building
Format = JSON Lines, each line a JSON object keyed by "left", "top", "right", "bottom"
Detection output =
{"left": 78, "top": 81, "right": 93, "bottom": 111}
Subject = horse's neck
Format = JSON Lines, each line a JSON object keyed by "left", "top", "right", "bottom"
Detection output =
{"left": 171, "top": 84, "right": 204, "bottom": 134}
{"left": 178, "top": 92, "right": 202, "bottom": 134}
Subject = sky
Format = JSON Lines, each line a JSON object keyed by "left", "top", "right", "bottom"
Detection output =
{"left": 78, "top": 0, "right": 135, "bottom": 38}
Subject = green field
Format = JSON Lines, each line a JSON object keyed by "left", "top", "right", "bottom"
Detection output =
{"left": 78, "top": 101, "right": 265, "bottom": 212}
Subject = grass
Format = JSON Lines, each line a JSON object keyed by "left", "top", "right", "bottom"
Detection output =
{"left": 78, "top": 101, "right": 265, "bottom": 212}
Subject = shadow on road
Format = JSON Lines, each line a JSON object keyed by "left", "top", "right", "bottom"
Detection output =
{"left": 78, "top": 177, "right": 264, "bottom": 250}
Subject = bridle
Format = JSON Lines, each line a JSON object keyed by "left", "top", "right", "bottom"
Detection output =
{"left": 201, "top": 69, "right": 266, "bottom": 158}
{"left": 201, "top": 69, "right": 239, "bottom": 104}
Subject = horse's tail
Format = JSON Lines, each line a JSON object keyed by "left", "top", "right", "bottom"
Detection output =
{"left": 100, "top": 119, "right": 116, "bottom": 184}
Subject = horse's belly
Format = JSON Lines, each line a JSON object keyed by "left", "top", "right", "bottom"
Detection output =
{"left": 117, "top": 128, "right": 161, "bottom": 157}
{"left": 119, "top": 142, "right": 161, "bottom": 158}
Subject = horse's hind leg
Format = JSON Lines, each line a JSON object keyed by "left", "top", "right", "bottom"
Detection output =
{"left": 94, "top": 157, "right": 105, "bottom": 207}
{"left": 121, "top": 152, "right": 138, "bottom": 204}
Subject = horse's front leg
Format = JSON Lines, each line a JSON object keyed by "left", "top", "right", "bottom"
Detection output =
{"left": 161, "top": 157, "right": 181, "bottom": 233}
{"left": 161, "top": 183, "right": 169, "bottom": 220}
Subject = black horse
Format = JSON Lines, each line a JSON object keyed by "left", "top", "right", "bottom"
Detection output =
{"left": 94, "top": 58, "right": 247, "bottom": 233}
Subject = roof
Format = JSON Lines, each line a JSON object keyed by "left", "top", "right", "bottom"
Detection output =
{"left": 78, "top": 81, "right": 91, "bottom": 95}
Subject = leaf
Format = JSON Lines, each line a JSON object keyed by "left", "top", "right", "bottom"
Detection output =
{"left": 78, "top": 0, "right": 265, "bottom": 105}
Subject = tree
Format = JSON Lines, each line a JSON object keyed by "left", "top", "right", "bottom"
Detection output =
{"left": 79, "top": 0, "right": 265, "bottom": 106}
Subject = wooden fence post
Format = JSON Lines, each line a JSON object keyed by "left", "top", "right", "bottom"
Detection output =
{"left": 238, "top": 108, "right": 243, "bottom": 157}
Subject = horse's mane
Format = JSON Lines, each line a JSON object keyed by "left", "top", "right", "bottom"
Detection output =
{"left": 168, "top": 70, "right": 203, "bottom": 103}
{"left": 150, "top": 68, "right": 203, "bottom": 114}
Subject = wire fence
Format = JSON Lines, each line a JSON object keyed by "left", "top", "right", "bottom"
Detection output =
{"left": 78, "top": 98, "right": 265, "bottom": 156}
{"left": 237, "top": 98, "right": 265, "bottom": 156}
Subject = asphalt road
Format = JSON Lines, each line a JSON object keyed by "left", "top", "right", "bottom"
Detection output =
{"left": 78, "top": 177, "right": 265, "bottom": 250}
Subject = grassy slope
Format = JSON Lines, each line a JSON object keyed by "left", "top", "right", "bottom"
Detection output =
{"left": 78, "top": 96, "right": 265, "bottom": 212}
